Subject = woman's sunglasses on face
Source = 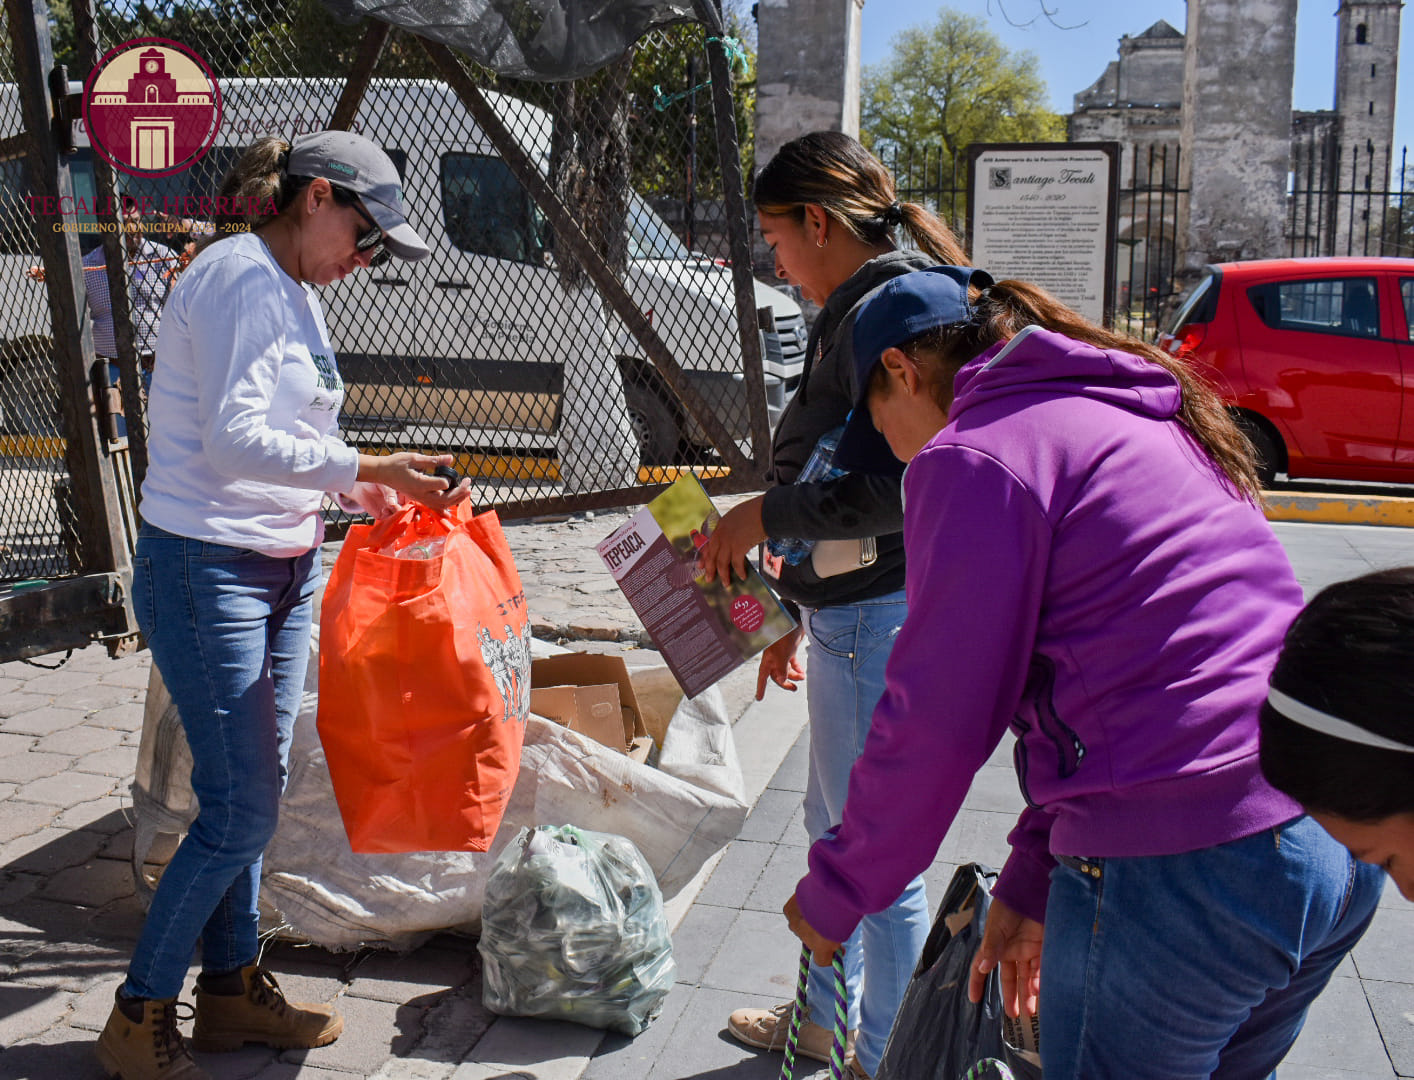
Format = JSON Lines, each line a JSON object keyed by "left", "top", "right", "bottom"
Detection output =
{"left": 330, "top": 185, "right": 390, "bottom": 267}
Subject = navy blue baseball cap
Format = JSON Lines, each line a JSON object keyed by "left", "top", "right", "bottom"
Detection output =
{"left": 834, "top": 265, "right": 995, "bottom": 473}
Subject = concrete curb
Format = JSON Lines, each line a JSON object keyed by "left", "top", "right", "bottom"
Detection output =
{"left": 1263, "top": 491, "right": 1414, "bottom": 528}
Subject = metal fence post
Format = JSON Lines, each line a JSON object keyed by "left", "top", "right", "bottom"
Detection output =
{"left": 330, "top": 21, "right": 391, "bottom": 131}
{"left": 72, "top": 0, "right": 149, "bottom": 493}
{"left": 692, "top": 0, "right": 771, "bottom": 476}
{"left": 2, "top": 0, "right": 135, "bottom": 658}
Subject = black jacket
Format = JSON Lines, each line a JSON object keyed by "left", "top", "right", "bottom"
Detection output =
{"left": 760, "top": 250, "right": 935, "bottom": 608}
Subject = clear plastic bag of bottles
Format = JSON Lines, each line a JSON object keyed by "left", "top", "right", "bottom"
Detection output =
{"left": 478, "top": 824, "right": 676, "bottom": 1036}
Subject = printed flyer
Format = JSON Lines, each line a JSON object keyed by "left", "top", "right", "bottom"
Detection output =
{"left": 597, "top": 475, "right": 797, "bottom": 697}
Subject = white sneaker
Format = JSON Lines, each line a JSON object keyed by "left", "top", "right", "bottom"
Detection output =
{"left": 725, "top": 1001, "right": 856, "bottom": 1065}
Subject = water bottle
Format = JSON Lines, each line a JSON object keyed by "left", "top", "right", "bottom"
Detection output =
{"left": 395, "top": 536, "right": 447, "bottom": 559}
{"left": 766, "top": 425, "right": 846, "bottom": 566}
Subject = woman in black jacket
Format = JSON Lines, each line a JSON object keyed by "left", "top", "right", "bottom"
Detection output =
{"left": 698, "top": 131, "right": 966, "bottom": 1080}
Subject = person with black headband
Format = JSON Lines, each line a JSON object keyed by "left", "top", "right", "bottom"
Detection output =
{"left": 1261, "top": 567, "right": 1414, "bottom": 903}
{"left": 779, "top": 266, "right": 1385, "bottom": 1077}
{"left": 95, "top": 131, "right": 471, "bottom": 1080}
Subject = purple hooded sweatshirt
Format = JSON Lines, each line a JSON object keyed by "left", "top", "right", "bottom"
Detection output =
{"left": 794, "top": 325, "right": 1306, "bottom": 938}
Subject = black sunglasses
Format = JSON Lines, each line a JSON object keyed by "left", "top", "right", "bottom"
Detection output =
{"left": 330, "top": 185, "right": 390, "bottom": 267}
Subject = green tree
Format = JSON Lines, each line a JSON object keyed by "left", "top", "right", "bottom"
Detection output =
{"left": 623, "top": 11, "right": 756, "bottom": 201}
{"left": 47, "top": 0, "right": 78, "bottom": 69}
{"left": 98, "top": 0, "right": 290, "bottom": 76}
{"left": 862, "top": 9, "right": 1064, "bottom": 161}
{"left": 242, "top": 0, "right": 437, "bottom": 78}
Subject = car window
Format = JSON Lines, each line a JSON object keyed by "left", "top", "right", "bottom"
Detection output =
{"left": 440, "top": 152, "right": 545, "bottom": 264}
{"left": 1165, "top": 272, "right": 1216, "bottom": 335}
{"left": 627, "top": 196, "right": 691, "bottom": 260}
{"left": 1401, "top": 280, "right": 1414, "bottom": 340}
{"left": 1248, "top": 277, "right": 1382, "bottom": 338}
{"left": 0, "top": 155, "right": 37, "bottom": 256}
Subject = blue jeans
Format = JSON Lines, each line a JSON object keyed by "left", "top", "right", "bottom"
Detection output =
{"left": 1040, "top": 815, "right": 1383, "bottom": 1079}
{"left": 124, "top": 523, "right": 319, "bottom": 1000}
{"left": 801, "top": 592, "right": 930, "bottom": 1077}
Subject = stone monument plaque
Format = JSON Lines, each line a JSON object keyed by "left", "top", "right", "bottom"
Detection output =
{"left": 967, "top": 143, "right": 1119, "bottom": 324}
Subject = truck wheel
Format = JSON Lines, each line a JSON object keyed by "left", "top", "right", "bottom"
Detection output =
{"left": 623, "top": 379, "right": 680, "bottom": 466}
{"left": 1235, "top": 414, "right": 1281, "bottom": 486}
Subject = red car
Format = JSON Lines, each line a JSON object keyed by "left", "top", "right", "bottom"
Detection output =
{"left": 1160, "top": 257, "right": 1414, "bottom": 485}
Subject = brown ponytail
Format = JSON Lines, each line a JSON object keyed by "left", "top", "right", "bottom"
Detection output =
{"left": 896, "top": 201, "right": 967, "bottom": 267}
{"left": 754, "top": 131, "right": 967, "bottom": 265}
{"left": 897, "top": 278, "right": 1262, "bottom": 501}
{"left": 194, "top": 136, "right": 307, "bottom": 255}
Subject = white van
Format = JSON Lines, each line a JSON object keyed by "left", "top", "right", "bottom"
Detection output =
{"left": 0, "top": 78, "right": 806, "bottom": 461}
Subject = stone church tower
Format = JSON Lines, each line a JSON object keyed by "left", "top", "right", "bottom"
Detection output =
{"left": 1325, "top": 0, "right": 1402, "bottom": 251}
{"left": 1334, "top": 0, "right": 1401, "bottom": 190}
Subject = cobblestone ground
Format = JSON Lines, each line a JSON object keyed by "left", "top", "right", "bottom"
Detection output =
{"left": 0, "top": 501, "right": 755, "bottom": 1079}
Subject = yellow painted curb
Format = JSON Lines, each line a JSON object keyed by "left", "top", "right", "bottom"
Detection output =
{"left": 1264, "top": 491, "right": 1414, "bottom": 528}
{"left": 362, "top": 447, "right": 732, "bottom": 486}
{"left": 446, "top": 454, "right": 731, "bottom": 485}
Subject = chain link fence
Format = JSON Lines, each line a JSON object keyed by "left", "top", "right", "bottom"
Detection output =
{"left": 0, "top": 5, "right": 85, "bottom": 582}
{"left": 5, "top": 0, "right": 780, "bottom": 566}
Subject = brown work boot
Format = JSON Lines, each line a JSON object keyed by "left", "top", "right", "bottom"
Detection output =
{"left": 191, "top": 965, "right": 343, "bottom": 1052}
{"left": 95, "top": 992, "right": 209, "bottom": 1080}
{"left": 726, "top": 1001, "right": 856, "bottom": 1064}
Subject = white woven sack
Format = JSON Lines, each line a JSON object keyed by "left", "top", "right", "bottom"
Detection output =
{"left": 132, "top": 626, "right": 747, "bottom": 951}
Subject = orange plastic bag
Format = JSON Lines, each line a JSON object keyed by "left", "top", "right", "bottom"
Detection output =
{"left": 318, "top": 503, "right": 531, "bottom": 853}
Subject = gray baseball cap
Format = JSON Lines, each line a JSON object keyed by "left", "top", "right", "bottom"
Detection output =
{"left": 287, "top": 130, "right": 430, "bottom": 261}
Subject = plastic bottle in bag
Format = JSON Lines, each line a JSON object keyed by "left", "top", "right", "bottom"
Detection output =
{"left": 478, "top": 825, "right": 676, "bottom": 1036}
{"left": 766, "top": 424, "right": 846, "bottom": 566}
{"left": 394, "top": 536, "right": 447, "bottom": 559}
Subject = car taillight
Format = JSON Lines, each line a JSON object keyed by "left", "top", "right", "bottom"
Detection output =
{"left": 1162, "top": 323, "right": 1208, "bottom": 358}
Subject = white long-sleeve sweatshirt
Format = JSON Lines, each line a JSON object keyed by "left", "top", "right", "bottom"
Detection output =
{"left": 138, "top": 232, "right": 360, "bottom": 557}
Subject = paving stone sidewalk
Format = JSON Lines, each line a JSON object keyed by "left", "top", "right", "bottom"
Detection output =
{"left": 0, "top": 504, "right": 762, "bottom": 1080}
{"left": 1, "top": 516, "right": 1413, "bottom": 1079}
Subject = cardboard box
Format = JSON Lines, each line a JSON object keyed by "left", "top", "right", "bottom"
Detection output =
{"left": 531, "top": 653, "right": 653, "bottom": 763}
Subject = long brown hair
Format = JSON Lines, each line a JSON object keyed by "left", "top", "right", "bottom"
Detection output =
{"left": 890, "top": 278, "right": 1262, "bottom": 501}
{"left": 754, "top": 131, "right": 967, "bottom": 265}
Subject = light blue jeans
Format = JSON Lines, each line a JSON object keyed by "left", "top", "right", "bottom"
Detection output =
{"left": 1040, "top": 815, "right": 1383, "bottom": 1078}
{"left": 124, "top": 523, "right": 319, "bottom": 1000}
{"left": 801, "top": 592, "right": 930, "bottom": 1077}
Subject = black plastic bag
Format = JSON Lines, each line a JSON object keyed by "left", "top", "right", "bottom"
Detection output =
{"left": 875, "top": 863, "right": 1042, "bottom": 1080}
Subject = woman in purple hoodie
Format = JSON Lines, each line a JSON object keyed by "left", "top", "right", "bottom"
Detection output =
{"left": 783, "top": 266, "right": 1385, "bottom": 1078}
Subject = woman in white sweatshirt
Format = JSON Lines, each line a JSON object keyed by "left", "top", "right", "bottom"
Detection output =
{"left": 96, "top": 131, "right": 468, "bottom": 1080}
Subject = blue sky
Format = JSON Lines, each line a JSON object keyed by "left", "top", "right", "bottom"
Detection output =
{"left": 859, "top": 0, "right": 1414, "bottom": 156}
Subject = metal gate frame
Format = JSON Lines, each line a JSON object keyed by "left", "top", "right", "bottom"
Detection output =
{"left": 328, "top": 3, "right": 772, "bottom": 519}
{"left": 0, "top": 0, "right": 137, "bottom": 661}
{"left": 0, "top": 0, "right": 771, "bottom": 660}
